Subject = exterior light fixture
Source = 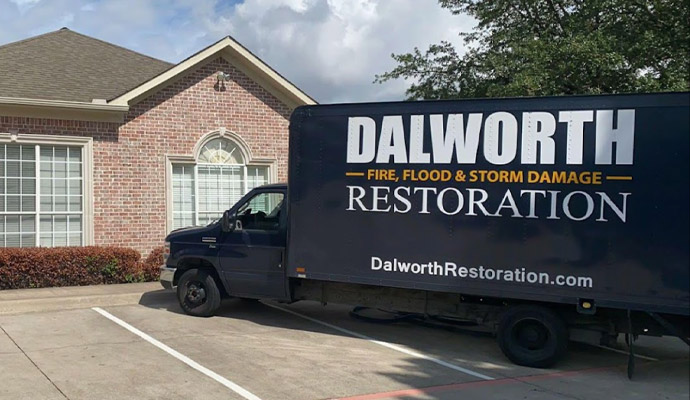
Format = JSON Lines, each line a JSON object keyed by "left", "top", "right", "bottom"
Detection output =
{"left": 217, "top": 72, "right": 230, "bottom": 82}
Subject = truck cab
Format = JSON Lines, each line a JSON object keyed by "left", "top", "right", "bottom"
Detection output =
{"left": 160, "top": 183, "right": 288, "bottom": 316}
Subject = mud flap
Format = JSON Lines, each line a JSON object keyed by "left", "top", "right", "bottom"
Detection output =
{"left": 626, "top": 310, "right": 635, "bottom": 380}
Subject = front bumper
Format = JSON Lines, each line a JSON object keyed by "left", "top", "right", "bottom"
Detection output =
{"left": 160, "top": 266, "right": 177, "bottom": 290}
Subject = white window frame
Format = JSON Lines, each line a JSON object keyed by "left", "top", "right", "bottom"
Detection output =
{"left": 0, "top": 132, "right": 94, "bottom": 246}
{"left": 165, "top": 129, "right": 276, "bottom": 233}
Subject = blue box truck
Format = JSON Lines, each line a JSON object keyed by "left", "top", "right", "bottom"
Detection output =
{"left": 161, "top": 92, "right": 689, "bottom": 368}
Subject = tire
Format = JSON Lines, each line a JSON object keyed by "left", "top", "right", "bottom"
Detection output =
{"left": 176, "top": 269, "right": 222, "bottom": 317}
{"left": 497, "top": 305, "right": 568, "bottom": 368}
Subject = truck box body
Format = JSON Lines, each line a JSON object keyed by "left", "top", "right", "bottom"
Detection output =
{"left": 287, "top": 93, "right": 689, "bottom": 316}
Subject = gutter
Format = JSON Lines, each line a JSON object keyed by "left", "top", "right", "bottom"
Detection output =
{"left": 0, "top": 96, "right": 129, "bottom": 123}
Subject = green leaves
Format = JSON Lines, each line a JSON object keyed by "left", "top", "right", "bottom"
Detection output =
{"left": 377, "top": 0, "right": 689, "bottom": 99}
{"left": 0, "top": 246, "right": 162, "bottom": 289}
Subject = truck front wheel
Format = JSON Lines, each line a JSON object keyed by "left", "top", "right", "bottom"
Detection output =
{"left": 497, "top": 305, "right": 568, "bottom": 368}
{"left": 177, "top": 269, "right": 221, "bottom": 317}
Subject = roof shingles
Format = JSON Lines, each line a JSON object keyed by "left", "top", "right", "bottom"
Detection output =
{"left": 0, "top": 28, "right": 173, "bottom": 102}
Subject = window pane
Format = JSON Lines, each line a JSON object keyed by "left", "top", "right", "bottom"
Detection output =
{"left": 198, "top": 212, "right": 222, "bottom": 226}
{"left": 6, "top": 216, "right": 19, "bottom": 232}
{"left": 68, "top": 147, "right": 81, "bottom": 162}
{"left": 7, "top": 161, "right": 20, "bottom": 177}
{"left": 40, "top": 178, "right": 52, "bottom": 195}
{"left": 68, "top": 233, "right": 81, "bottom": 246}
{"left": 172, "top": 164, "right": 195, "bottom": 229}
{"left": 54, "top": 196, "right": 68, "bottom": 212}
{"left": 40, "top": 147, "right": 52, "bottom": 161}
{"left": 198, "top": 165, "right": 243, "bottom": 216}
{"left": 40, "top": 195, "right": 52, "bottom": 212}
{"left": 40, "top": 162, "right": 52, "bottom": 178}
{"left": 236, "top": 192, "right": 284, "bottom": 231}
{"left": 69, "top": 163, "right": 81, "bottom": 178}
{"left": 69, "top": 215, "right": 82, "bottom": 232}
{"left": 22, "top": 161, "right": 35, "bottom": 177}
{"left": 54, "top": 233, "right": 67, "bottom": 247}
{"left": 171, "top": 159, "right": 271, "bottom": 231}
{"left": 173, "top": 214, "right": 194, "bottom": 230}
{"left": 40, "top": 234, "right": 52, "bottom": 247}
{"left": 22, "top": 195, "right": 35, "bottom": 212}
{"left": 5, "top": 234, "right": 20, "bottom": 247}
{"left": 0, "top": 146, "right": 39, "bottom": 247}
{"left": 21, "top": 146, "right": 35, "bottom": 160}
{"left": 21, "top": 216, "right": 35, "bottom": 233}
{"left": 69, "top": 196, "right": 82, "bottom": 212}
{"left": 22, "top": 178, "right": 35, "bottom": 194}
{"left": 69, "top": 179, "right": 82, "bottom": 195}
{"left": 6, "top": 146, "right": 20, "bottom": 160}
{"left": 6, "top": 196, "right": 20, "bottom": 212}
{"left": 22, "top": 234, "right": 35, "bottom": 247}
{"left": 247, "top": 166, "right": 269, "bottom": 191}
{"left": 40, "top": 216, "right": 52, "bottom": 233}
{"left": 39, "top": 214, "right": 77, "bottom": 248}
{"left": 54, "top": 215, "right": 67, "bottom": 232}
{"left": 33, "top": 145, "right": 84, "bottom": 248}
{"left": 6, "top": 178, "right": 19, "bottom": 194}
{"left": 55, "top": 162, "right": 67, "bottom": 179}
{"left": 198, "top": 138, "right": 244, "bottom": 165}
{"left": 54, "top": 147, "right": 67, "bottom": 162}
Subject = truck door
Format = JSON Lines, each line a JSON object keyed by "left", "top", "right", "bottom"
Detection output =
{"left": 218, "top": 190, "right": 288, "bottom": 299}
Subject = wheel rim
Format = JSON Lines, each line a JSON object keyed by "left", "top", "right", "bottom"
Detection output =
{"left": 184, "top": 281, "right": 207, "bottom": 307}
{"left": 512, "top": 318, "right": 550, "bottom": 351}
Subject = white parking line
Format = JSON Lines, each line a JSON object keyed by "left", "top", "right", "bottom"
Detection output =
{"left": 261, "top": 302, "right": 494, "bottom": 381}
{"left": 92, "top": 307, "right": 262, "bottom": 400}
{"left": 593, "top": 344, "right": 659, "bottom": 361}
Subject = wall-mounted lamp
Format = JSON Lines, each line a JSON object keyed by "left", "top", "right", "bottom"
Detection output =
{"left": 217, "top": 72, "right": 231, "bottom": 82}
{"left": 216, "top": 71, "right": 230, "bottom": 92}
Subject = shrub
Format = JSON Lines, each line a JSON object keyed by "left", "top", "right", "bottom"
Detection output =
{"left": 0, "top": 246, "right": 161, "bottom": 290}
{"left": 139, "top": 246, "right": 164, "bottom": 282}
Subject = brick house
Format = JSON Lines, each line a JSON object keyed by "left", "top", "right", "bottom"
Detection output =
{"left": 0, "top": 28, "right": 315, "bottom": 254}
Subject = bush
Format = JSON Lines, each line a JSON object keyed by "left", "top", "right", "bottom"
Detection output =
{"left": 139, "top": 246, "right": 164, "bottom": 282}
{"left": 0, "top": 246, "right": 161, "bottom": 290}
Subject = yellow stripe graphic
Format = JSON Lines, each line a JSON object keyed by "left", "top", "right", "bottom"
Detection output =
{"left": 346, "top": 172, "right": 365, "bottom": 177}
{"left": 606, "top": 176, "right": 633, "bottom": 181}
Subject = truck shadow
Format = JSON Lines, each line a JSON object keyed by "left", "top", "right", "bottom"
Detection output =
{"left": 138, "top": 289, "right": 688, "bottom": 362}
{"left": 137, "top": 290, "right": 689, "bottom": 399}
{"left": 138, "top": 289, "right": 493, "bottom": 341}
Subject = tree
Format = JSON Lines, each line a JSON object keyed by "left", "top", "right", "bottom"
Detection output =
{"left": 375, "top": 0, "right": 690, "bottom": 99}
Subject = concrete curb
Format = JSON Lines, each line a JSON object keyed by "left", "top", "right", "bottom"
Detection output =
{"left": 0, "top": 282, "right": 172, "bottom": 315}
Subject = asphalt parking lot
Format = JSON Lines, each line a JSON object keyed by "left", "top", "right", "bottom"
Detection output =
{"left": 0, "top": 286, "right": 688, "bottom": 400}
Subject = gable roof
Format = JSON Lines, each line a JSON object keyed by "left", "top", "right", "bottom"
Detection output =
{"left": 109, "top": 35, "right": 316, "bottom": 108}
{"left": 0, "top": 28, "right": 173, "bottom": 103}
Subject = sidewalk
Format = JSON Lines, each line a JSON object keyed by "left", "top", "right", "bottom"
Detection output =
{"left": 0, "top": 282, "right": 169, "bottom": 315}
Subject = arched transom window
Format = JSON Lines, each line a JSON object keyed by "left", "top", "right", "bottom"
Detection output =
{"left": 171, "top": 135, "right": 270, "bottom": 229}
{"left": 197, "top": 138, "right": 244, "bottom": 165}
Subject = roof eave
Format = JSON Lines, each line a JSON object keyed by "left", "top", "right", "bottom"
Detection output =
{"left": 0, "top": 96, "right": 129, "bottom": 123}
{"left": 109, "top": 37, "right": 316, "bottom": 109}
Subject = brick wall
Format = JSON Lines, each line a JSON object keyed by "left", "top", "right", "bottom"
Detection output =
{"left": 0, "top": 57, "right": 293, "bottom": 254}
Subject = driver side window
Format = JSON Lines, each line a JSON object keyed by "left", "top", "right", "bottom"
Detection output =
{"left": 236, "top": 192, "right": 284, "bottom": 231}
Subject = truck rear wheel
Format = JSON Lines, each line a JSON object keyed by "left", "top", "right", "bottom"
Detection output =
{"left": 497, "top": 305, "right": 568, "bottom": 368}
{"left": 177, "top": 269, "right": 221, "bottom": 317}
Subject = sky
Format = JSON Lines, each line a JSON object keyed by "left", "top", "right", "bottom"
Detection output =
{"left": 0, "top": 0, "right": 475, "bottom": 103}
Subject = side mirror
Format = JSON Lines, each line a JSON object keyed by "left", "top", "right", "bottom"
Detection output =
{"left": 221, "top": 210, "right": 234, "bottom": 232}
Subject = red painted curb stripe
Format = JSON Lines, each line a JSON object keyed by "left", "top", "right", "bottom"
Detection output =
{"left": 334, "top": 365, "right": 620, "bottom": 400}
